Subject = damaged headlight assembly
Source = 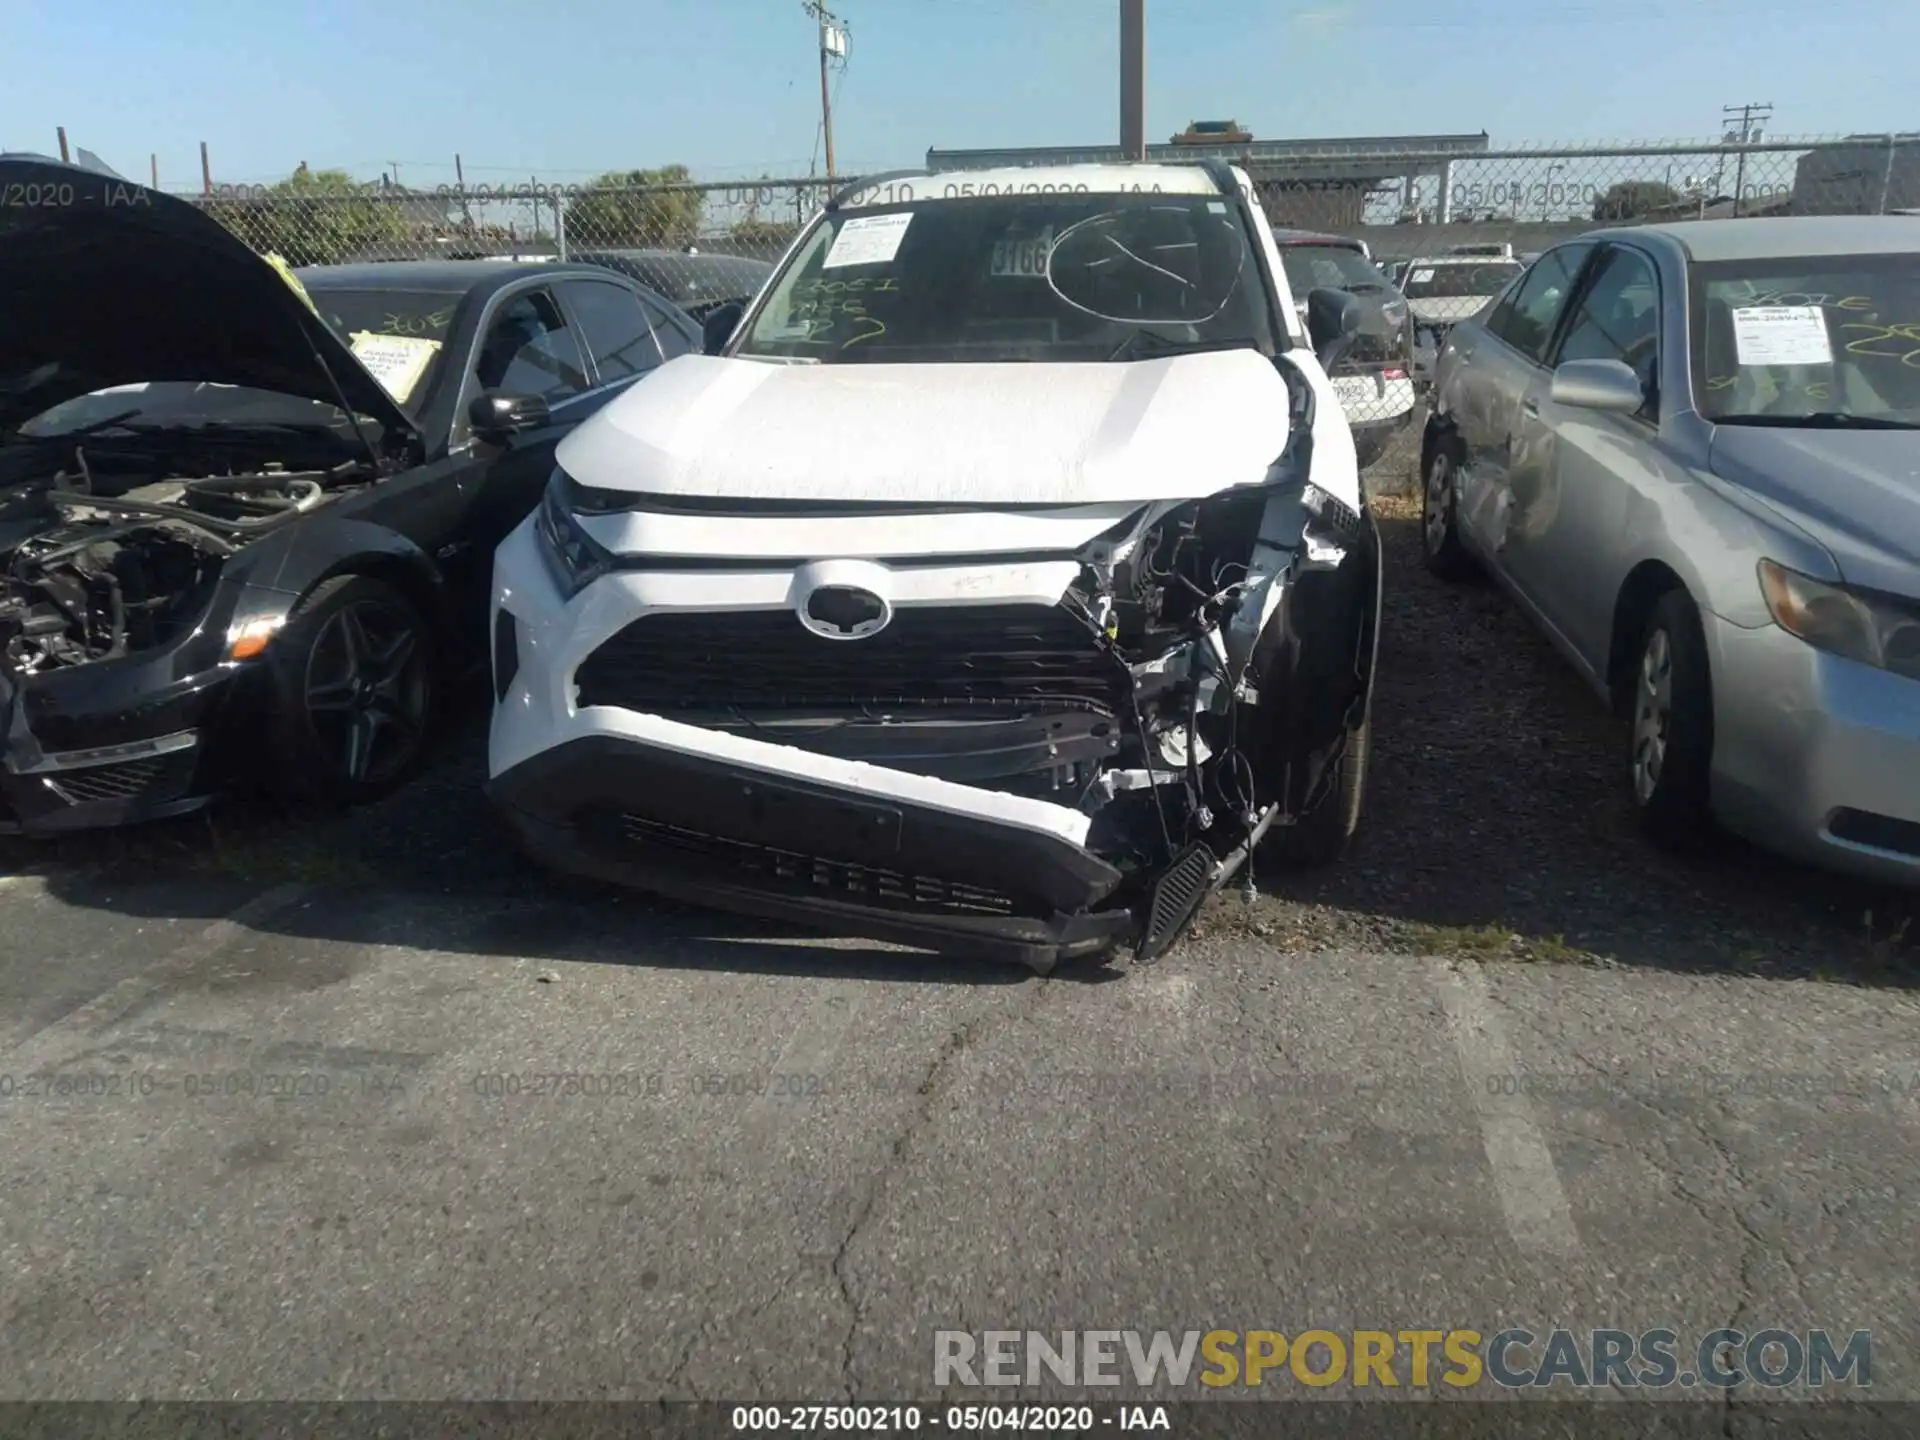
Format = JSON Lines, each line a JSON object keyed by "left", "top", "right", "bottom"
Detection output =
{"left": 1067, "top": 472, "right": 1363, "bottom": 799}
{"left": 534, "top": 470, "right": 615, "bottom": 600}
{"left": 1050, "top": 470, "right": 1373, "bottom": 957}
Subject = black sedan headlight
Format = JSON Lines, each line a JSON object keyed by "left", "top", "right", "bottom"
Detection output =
{"left": 533, "top": 470, "right": 616, "bottom": 600}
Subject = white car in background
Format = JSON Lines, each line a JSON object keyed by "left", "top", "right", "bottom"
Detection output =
{"left": 486, "top": 160, "right": 1385, "bottom": 970}
{"left": 1271, "top": 230, "right": 1418, "bottom": 467}
{"left": 1403, "top": 253, "right": 1528, "bottom": 384}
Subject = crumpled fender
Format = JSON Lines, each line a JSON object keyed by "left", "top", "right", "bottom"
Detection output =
{"left": 1236, "top": 503, "right": 1382, "bottom": 815}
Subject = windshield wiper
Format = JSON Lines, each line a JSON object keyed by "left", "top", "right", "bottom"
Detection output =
{"left": 1106, "top": 331, "right": 1262, "bottom": 362}
{"left": 1715, "top": 411, "right": 1920, "bottom": 430}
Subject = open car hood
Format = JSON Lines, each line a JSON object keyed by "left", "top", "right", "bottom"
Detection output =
{"left": 0, "top": 155, "right": 418, "bottom": 441}
{"left": 560, "top": 349, "right": 1293, "bottom": 508}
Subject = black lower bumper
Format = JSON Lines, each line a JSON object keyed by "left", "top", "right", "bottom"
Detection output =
{"left": 486, "top": 736, "right": 1140, "bottom": 972}
{"left": 0, "top": 665, "right": 244, "bottom": 837}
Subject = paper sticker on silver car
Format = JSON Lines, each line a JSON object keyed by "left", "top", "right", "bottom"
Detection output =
{"left": 1731, "top": 305, "right": 1833, "bottom": 367}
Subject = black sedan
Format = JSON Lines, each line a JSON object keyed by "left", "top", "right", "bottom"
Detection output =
{"left": 569, "top": 248, "right": 774, "bottom": 320}
{"left": 0, "top": 155, "right": 702, "bottom": 835}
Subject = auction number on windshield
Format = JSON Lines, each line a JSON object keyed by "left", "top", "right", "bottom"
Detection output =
{"left": 991, "top": 227, "right": 1055, "bottom": 278}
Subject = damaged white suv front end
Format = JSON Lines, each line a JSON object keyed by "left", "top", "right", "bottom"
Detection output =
{"left": 487, "top": 161, "right": 1382, "bottom": 971}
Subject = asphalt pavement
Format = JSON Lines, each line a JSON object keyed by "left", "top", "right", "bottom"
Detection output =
{"left": 2, "top": 481, "right": 1917, "bottom": 1417}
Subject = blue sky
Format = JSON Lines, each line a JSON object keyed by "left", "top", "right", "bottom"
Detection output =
{"left": 3, "top": 0, "right": 1913, "bottom": 190}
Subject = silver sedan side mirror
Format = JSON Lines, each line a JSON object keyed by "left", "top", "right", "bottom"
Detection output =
{"left": 1550, "top": 357, "right": 1645, "bottom": 413}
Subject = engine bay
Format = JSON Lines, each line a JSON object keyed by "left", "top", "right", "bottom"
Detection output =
{"left": 0, "top": 440, "right": 375, "bottom": 674}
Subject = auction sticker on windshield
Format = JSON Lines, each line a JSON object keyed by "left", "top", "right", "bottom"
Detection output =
{"left": 823, "top": 213, "right": 913, "bottom": 270}
{"left": 1731, "top": 305, "right": 1833, "bottom": 366}
{"left": 350, "top": 333, "right": 441, "bottom": 403}
{"left": 991, "top": 227, "right": 1055, "bottom": 278}
{"left": 1410, "top": 268, "right": 1435, "bottom": 283}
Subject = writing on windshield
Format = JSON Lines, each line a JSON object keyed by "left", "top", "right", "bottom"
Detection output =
{"left": 736, "top": 193, "right": 1275, "bottom": 364}
{"left": 1693, "top": 255, "right": 1920, "bottom": 419}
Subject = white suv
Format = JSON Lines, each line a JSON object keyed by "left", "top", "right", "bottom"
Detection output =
{"left": 486, "top": 161, "right": 1383, "bottom": 971}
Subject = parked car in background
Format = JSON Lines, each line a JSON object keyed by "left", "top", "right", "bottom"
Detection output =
{"left": 0, "top": 156, "right": 700, "bottom": 835}
{"left": 344, "top": 244, "right": 560, "bottom": 263}
{"left": 1421, "top": 216, "right": 1920, "bottom": 885}
{"left": 1403, "top": 254, "right": 1527, "bottom": 384}
{"left": 488, "top": 160, "right": 1385, "bottom": 971}
{"left": 570, "top": 248, "right": 775, "bottom": 322}
{"left": 1272, "top": 230, "right": 1418, "bottom": 466}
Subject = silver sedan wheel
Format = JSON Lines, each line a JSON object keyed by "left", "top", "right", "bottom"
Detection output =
{"left": 1423, "top": 452, "right": 1453, "bottom": 553}
{"left": 1631, "top": 627, "right": 1673, "bottom": 805}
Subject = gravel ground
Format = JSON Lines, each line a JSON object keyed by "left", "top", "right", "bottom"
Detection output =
{"left": 1208, "top": 477, "right": 1920, "bottom": 983}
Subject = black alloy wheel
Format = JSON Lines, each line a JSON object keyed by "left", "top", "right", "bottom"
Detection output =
{"left": 266, "top": 575, "right": 437, "bottom": 806}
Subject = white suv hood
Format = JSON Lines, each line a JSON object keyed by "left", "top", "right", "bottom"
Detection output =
{"left": 559, "top": 350, "right": 1293, "bottom": 507}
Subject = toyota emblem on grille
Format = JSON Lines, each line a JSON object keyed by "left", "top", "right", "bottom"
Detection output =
{"left": 798, "top": 584, "right": 892, "bottom": 640}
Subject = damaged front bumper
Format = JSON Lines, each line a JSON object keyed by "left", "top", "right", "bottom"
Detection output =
{"left": 487, "top": 731, "right": 1144, "bottom": 972}
{"left": 487, "top": 468, "right": 1378, "bottom": 970}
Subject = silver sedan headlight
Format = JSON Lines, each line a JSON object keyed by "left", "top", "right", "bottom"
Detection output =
{"left": 1758, "top": 559, "right": 1920, "bottom": 679}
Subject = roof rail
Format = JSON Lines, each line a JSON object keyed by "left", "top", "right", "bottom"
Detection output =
{"left": 827, "top": 169, "right": 933, "bottom": 211}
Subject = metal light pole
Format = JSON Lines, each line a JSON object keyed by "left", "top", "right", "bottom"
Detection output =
{"left": 1120, "top": 0, "right": 1146, "bottom": 161}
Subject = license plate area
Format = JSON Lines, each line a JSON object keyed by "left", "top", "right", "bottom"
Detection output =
{"left": 731, "top": 774, "right": 905, "bottom": 860}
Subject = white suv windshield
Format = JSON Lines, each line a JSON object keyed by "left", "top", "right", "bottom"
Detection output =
{"left": 733, "top": 191, "right": 1281, "bottom": 364}
{"left": 1402, "top": 261, "right": 1523, "bottom": 299}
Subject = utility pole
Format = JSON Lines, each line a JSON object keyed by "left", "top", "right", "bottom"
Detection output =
{"left": 455, "top": 153, "right": 475, "bottom": 232}
{"left": 1720, "top": 102, "right": 1772, "bottom": 216}
{"left": 804, "top": 1, "right": 848, "bottom": 183}
{"left": 1120, "top": 0, "right": 1146, "bottom": 160}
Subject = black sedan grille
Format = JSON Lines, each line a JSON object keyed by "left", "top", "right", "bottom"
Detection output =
{"left": 573, "top": 604, "right": 1123, "bottom": 715}
{"left": 614, "top": 813, "right": 1020, "bottom": 917}
{"left": 44, "top": 757, "right": 168, "bottom": 806}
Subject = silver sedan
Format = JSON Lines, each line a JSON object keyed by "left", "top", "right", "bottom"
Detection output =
{"left": 1420, "top": 216, "right": 1920, "bottom": 885}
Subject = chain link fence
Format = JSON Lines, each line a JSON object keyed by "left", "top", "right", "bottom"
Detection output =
{"left": 181, "top": 135, "right": 1919, "bottom": 482}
